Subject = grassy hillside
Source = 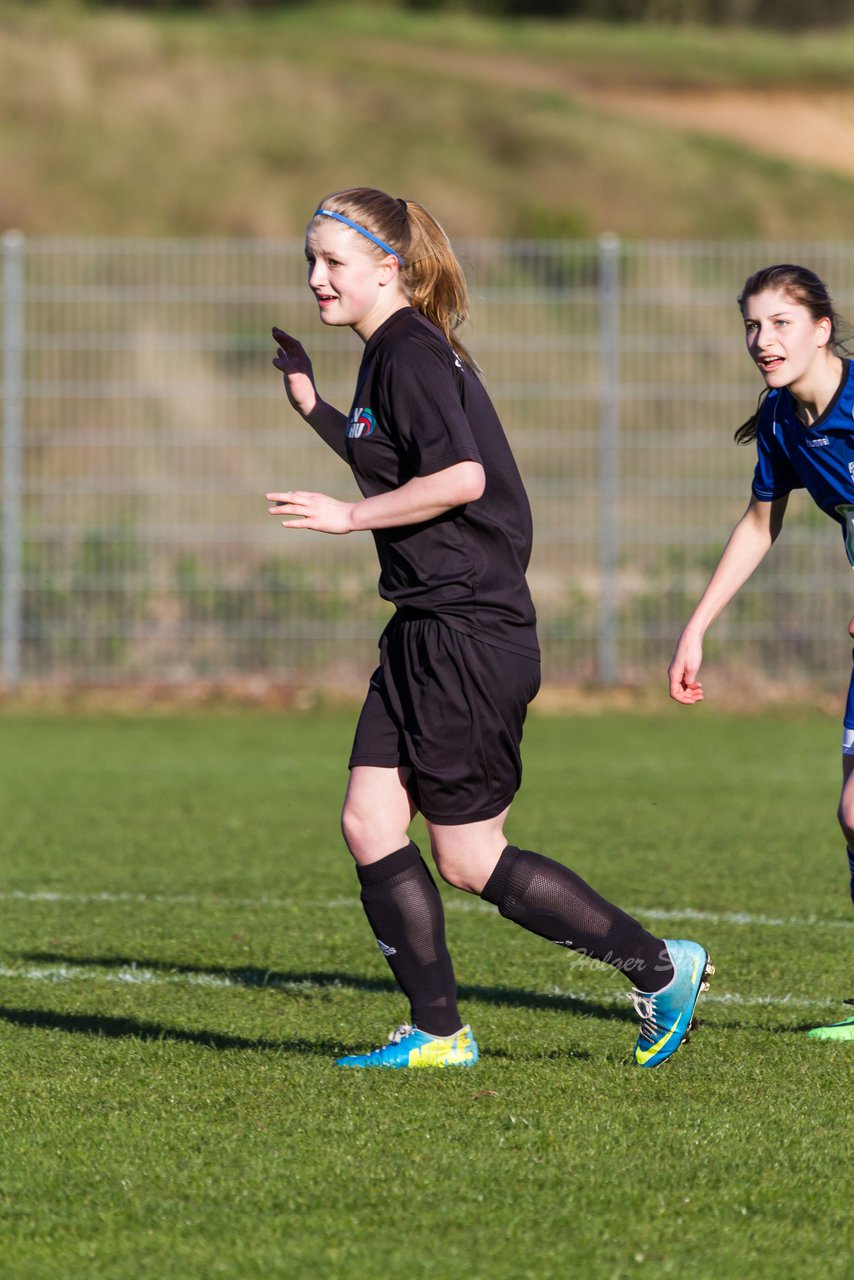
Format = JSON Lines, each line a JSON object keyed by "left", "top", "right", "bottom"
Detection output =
{"left": 6, "top": 2, "right": 854, "bottom": 238}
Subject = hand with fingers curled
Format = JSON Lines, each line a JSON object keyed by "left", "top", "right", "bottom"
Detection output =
{"left": 266, "top": 489, "right": 357, "bottom": 536}
{"left": 667, "top": 628, "right": 705, "bottom": 705}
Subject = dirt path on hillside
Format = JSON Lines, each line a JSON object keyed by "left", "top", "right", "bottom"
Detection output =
{"left": 597, "top": 87, "right": 854, "bottom": 177}
{"left": 360, "top": 37, "right": 854, "bottom": 178}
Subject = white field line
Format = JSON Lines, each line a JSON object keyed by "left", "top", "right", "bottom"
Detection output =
{"left": 1, "top": 888, "right": 852, "bottom": 930}
{"left": 0, "top": 962, "right": 842, "bottom": 1009}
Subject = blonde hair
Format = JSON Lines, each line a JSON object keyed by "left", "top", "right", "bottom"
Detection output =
{"left": 310, "top": 187, "right": 475, "bottom": 367}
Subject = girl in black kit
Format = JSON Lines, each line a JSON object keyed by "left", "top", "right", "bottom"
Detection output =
{"left": 269, "top": 187, "right": 711, "bottom": 1069}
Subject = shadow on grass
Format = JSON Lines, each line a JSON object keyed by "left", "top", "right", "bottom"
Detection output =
{"left": 0, "top": 1004, "right": 339, "bottom": 1055}
{"left": 769, "top": 1018, "right": 854, "bottom": 1035}
{"left": 21, "top": 950, "right": 635, "bottom": 1024}
{"left": 0, "top": 1002, "right": 582, "bottom": 1061}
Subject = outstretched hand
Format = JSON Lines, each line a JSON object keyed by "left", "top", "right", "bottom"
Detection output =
{"left": 271, "top": 326, "right": 319, "bottom": 419}
{"left": 267, "top": 490, "right": 357, "bottom": 535}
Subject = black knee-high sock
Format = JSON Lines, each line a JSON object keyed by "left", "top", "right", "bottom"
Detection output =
{"left": 481, "top": 845, "right": 674, "bottom": 992}
{"left": 356, "top": 842, "right": 462, "bottom": 1037}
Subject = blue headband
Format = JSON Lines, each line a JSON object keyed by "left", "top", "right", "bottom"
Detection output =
{"left": 313, "top": 208, "right": 405, "bottom": 265}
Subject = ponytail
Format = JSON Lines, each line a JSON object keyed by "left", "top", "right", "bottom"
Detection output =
{"left": 398, "top": 200, "right": 476, "bottom": 368}
{"left": 310, "top": 187, "right": 476, "bottom": 368}
{"left": 734, "top": 389, "right": 770, "bottom": 446}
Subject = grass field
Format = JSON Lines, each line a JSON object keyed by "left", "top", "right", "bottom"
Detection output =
{"left": 1, "top": 706, "right": 851, "bottom": 1279}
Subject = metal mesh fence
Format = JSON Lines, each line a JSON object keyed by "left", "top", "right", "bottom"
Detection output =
{"left": 3, "top": 234, "right": 853, "bottom": 692}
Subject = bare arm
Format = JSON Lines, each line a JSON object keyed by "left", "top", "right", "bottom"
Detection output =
{"left": 668, "top": 494, "right": 788, "bottom": 704}
{"left": 271, "top": 326, "right": 349, "bottom": 461}
{"left": 266, "top": 461, "right": 486, "bottom": 535}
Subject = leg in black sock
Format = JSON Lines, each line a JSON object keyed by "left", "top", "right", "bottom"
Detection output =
{"left": 357, "top": 841, "right": 462, "bottom": 1036}
{"left": 481, "top": 845, "right": 673, "bottom": 992}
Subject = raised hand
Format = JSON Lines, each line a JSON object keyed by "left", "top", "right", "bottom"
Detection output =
{"left": 271, "top": 326, "right": 319, "bottom": 419}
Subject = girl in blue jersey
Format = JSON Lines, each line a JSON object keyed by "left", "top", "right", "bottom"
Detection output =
{"left": 669, "top": 263, "right": 854, "bottom": 1041}
{"left": 268, "top": 186, "right": 711, "bottom": 1069}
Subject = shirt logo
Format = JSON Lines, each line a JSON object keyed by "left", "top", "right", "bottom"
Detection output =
{"left": 347, "top": 407, "right": 376, "bottom": 439}
{"left": 849, "top": 461, "right": 854, "bottom": 482}
{"left": 808, "top": 436, "right": 830, "bottom": 448}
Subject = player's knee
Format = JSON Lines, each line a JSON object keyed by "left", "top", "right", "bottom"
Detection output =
{"left": 434, "top": 858, "right": 481, "bottom": 894}
{"left": 429, "top": 842, "right": 493, "bottom": 895}
{"left": 340, "top": 798, "right": 369, "bottom": 857}
{"left": 430, "top": 853, "right": 461, "bottom": 890}
{"left": 340, "top": 797, "right": 410, "bottom": 862}
{"left": 837, "top": 797, "right": 854, "bottom": 845}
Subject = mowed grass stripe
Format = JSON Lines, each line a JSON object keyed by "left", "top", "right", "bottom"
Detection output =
{"left": 0, "top": 961, "right": 843, "bottom": 1011}
{"left": 3, "top": 889, "right": 852, "bottom": 929}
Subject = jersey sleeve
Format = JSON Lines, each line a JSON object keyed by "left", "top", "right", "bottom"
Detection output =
{"left": 381, "top": 336, "right": 482, "bottom": 477}
{"left": 751, "top": 397, "right": 802, "bottom": 501}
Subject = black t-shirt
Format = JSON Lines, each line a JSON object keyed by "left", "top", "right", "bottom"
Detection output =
{"left": 345, "top": 307, "right": 539, "bottom": 660}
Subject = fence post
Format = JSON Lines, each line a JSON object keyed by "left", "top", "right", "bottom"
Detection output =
{"left": 2, "top": 229, "right": 24, "bottom": 687}
{"left": 597, "top": 232, "right": 620, "bottom": 685}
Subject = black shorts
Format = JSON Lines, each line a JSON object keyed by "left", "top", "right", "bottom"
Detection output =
{"left": 349, "top": 614, "right": 541, "bottom": 825}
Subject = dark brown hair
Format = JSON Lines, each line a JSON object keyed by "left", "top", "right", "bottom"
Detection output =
{"left": 735, "top": 263, "right": 849, "bottom": 444}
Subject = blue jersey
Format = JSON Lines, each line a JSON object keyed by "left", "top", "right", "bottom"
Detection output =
{"left": 752, "top": 359, "right": 854, "bottom": 566}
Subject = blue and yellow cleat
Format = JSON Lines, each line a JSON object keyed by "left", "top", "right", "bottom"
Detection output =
{"left": 335, "top": 1023, "right": 479, "bottom": 1069}
{"left": 628, "top": 939, "right": 714, "bottom": 1069}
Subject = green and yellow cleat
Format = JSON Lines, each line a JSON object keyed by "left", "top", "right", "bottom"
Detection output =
{"left": 806, "top": 1006, "right": 854, "bottom": 1041}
